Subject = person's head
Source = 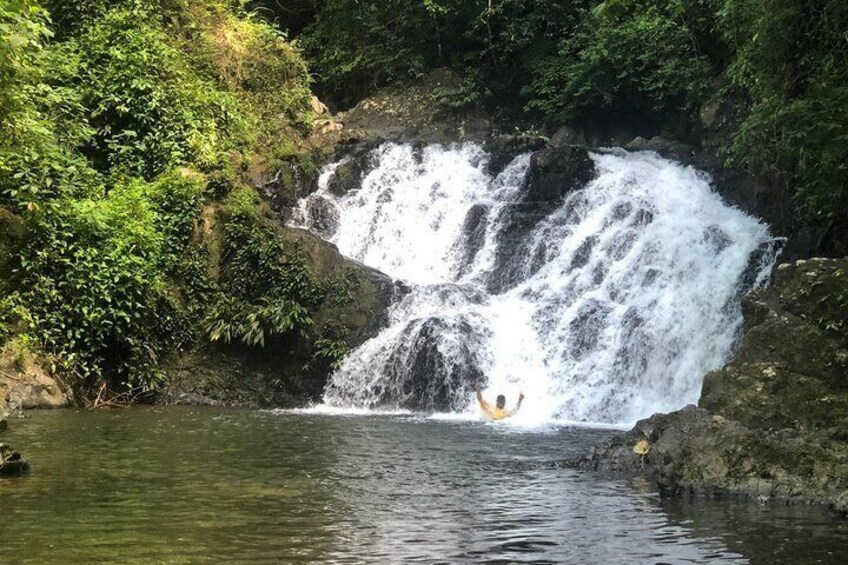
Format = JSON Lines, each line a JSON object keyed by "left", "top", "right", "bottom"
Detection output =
{"left": 496, "top": 395, "right": 506, "bottom": 409}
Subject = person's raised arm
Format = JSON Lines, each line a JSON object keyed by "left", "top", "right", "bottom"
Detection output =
{"left": 475, "top": 381, "right": 485, "bottom": 407}
{"left": 509, "top": 392, "right": 525, "bottom": 416}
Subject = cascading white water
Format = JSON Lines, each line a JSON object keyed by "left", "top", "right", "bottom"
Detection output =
{"left": 292, "top": 142, "right": 777, "bottom": 426}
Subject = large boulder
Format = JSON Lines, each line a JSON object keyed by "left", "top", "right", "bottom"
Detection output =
{"left": 335, "top": 69, "right": 492, "bottom": 144}
{"left": 574, "top": 258, "right": 848, "bottom": 512}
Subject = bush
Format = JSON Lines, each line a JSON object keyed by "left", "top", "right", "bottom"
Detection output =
{"left": 59, "top": 7, "right": 248, "bottom": 178}
{"left": 720, "top": 0, "right": 848, "bottom": 221}
{"left": 203, "top": 188, "right": 319, "bottom": 347}
{"left": 525, "top": 1, "right": 718, "bottom": 126}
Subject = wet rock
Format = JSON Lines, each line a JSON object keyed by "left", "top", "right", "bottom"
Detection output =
{"left": 525, "top": 146, "right": 595, "bottom": 204}
{"left": 574, "top": 258, "right": 848, "bottom": 512}
{"left": 454, "top": 204, "right": 490, "bottom": 277}
{"left": 325, "top": 142, "right": 380, "bottom": 196}
{"left": 338, "top": 69, "right": 492, "bottom": 144}
{"left": 0, "top": 442, "right": 29, "bottom": 476}
{"left": 486, "top": 146, "right": 594, "bottom": 293}
{"left": 381, "top": 316, "right": 486, "bottom": 412}
{"left": 484, "top": 134, "right": 549, "bottom": 177}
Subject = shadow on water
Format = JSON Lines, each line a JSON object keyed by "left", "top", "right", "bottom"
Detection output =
{"left": 1, "top": 407, "right": 846, "bottom": 564}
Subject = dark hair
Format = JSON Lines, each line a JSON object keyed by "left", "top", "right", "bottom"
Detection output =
{"left": 496, "top": 394, "right": 506, "bottom": 408}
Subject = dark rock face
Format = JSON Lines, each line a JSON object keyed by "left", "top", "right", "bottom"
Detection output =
{"left": 256, "top": 161, "right": 318, "bottom": 213}
{"left": 525, "top": 146, "right": 595, "bottom": 205}
{"left": 573, "top": 258, "right": 848, "bottom": 512}
{"left": 387, "top": 317, "right": 485, "bottom": 412}
{"left": 483, "top": 134, "right": 548, "bottom": 177}
{"left": 326, "top": 142, "right": 379, "bottom": 197}
{"left": 487, "top": 146, "right": 595, "bottom": 293}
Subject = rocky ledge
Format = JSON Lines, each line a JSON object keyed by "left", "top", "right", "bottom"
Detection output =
{"left": 573, "top": 258, "right": 848, "bottom": 513}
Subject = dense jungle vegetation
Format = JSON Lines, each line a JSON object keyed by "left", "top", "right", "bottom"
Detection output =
{"left": 291, "top": 0, "right": 847, "bottom": 223}
{"left": 1, "top": 0, "right": 846, "bottom": 398}
{"left": 0, "top": 0, "right": 326, "bottom": 396}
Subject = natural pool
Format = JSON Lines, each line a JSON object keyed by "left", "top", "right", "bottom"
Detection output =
{"left": 1, "top": 407, "right": 846, "bottom": 564}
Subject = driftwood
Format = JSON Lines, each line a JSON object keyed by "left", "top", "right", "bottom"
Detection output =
{"left": 87, "top": 383, "right": 147, "bottom": 410}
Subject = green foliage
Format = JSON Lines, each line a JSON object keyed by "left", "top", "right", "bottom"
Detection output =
{"left": 19, "top": 181, "right": 165, "bottom": 387}
{"left": 720, "top": 0, "right": 848, "bottom": 220}
{"left": 58, "top": 7, "right": 248, "bottom": 178}
{"left": 0, "top": 0, "right": 319, "bottom": 394}
{"left": 525, "top": 1, "right": 718, "bottom": 123}
{"left": 203, "top": 188, "right": 318, "bottom": 348}
{"left": 313, "top": 336, "right": 348, "bottom": 370}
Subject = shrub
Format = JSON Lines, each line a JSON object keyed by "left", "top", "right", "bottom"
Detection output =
{"left": 720, "top": 0, "right": 848, "bottom": 221}
{"left": 203, "top": 187, "right": 319, "bottom": 347}
{"left": 59, "top": 6, "right": 248, "bottom": 178}
{"left": 525, "top": 1, "right": 718, "bottom": 125}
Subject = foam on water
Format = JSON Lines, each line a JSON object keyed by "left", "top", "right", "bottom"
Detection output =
{"left": 292, "top": 143, "right": 778, "bottom": 426}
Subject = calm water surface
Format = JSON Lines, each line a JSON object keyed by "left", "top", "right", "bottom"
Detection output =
{"left": 1, "top": 407, "right": 846, "bottom": 564}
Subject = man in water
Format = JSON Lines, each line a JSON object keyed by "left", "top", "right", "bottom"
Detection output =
{"left": 476, "top": 382, "right": 524, "bottom": 420}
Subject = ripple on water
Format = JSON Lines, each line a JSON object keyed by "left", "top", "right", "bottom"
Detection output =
{"left": 1, "top": 407, "right": 846, "bottom": 564}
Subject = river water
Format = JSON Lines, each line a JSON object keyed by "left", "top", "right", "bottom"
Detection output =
{"left": 2, "top": 407, "right": 846, "bottom": 564}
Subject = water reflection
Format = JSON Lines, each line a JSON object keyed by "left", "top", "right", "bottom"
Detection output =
{"left": 1, "top": 408, "right": 846, "bottom": 564}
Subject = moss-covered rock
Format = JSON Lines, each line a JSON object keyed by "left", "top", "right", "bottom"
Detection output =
{"left": 337, "top": 69, "right": 492, "bottom": 144}
{"left": 159, "top": 203, "right": 398, "bottom": 407}
{"left": 575, "top": 258, "right": 848, "bottom": 512}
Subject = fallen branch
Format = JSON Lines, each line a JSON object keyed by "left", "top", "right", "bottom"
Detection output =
{"left": 0, "top": 370, "right": 23, "bottom": 381}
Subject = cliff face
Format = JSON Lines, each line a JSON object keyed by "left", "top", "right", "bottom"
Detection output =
{"left": 574, "top": 258, "right": 848, "bottom": 512}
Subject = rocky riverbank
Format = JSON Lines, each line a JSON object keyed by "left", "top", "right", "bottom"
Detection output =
{"left": 573, "top": 258, "right": 848, "bottom": 512}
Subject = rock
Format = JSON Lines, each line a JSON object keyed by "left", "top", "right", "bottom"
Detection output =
{"left": 525, "top": 146, "right": 595, "bottom": 204}
{"left": 624, "top": 136, "right": 701, "bottom": 165}
{"left": 337, "top": 69, "right": 492, "bottom": 144}
{"left": 0, "top": 340, "right": 69, "bottom": 410}
{"left": 310, "top": 95, "right": 328, "bottom": 116}
{"left": 487, "top": 146, "right": 594, "bottom": 292}
{"left": 255, "top": 160, "right": 318, "bottom": 212}
{"left": 325, "top": 141, "right": 381, "bottom": 197}
{"left": 574, "top": 258, "right": 848, "bottom": 512}
{"left": 0, "top": 442, "right": 29, "bottom": 476}
{"left": 483, "top": 134, "right": 549, "bottom": 176}
{"left": 550, "top": 126, "right": 587, "bottom": 147}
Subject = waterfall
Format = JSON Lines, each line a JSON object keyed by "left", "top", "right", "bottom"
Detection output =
{"left": 292, "top": 142, "right": 777, "bottom": 425}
